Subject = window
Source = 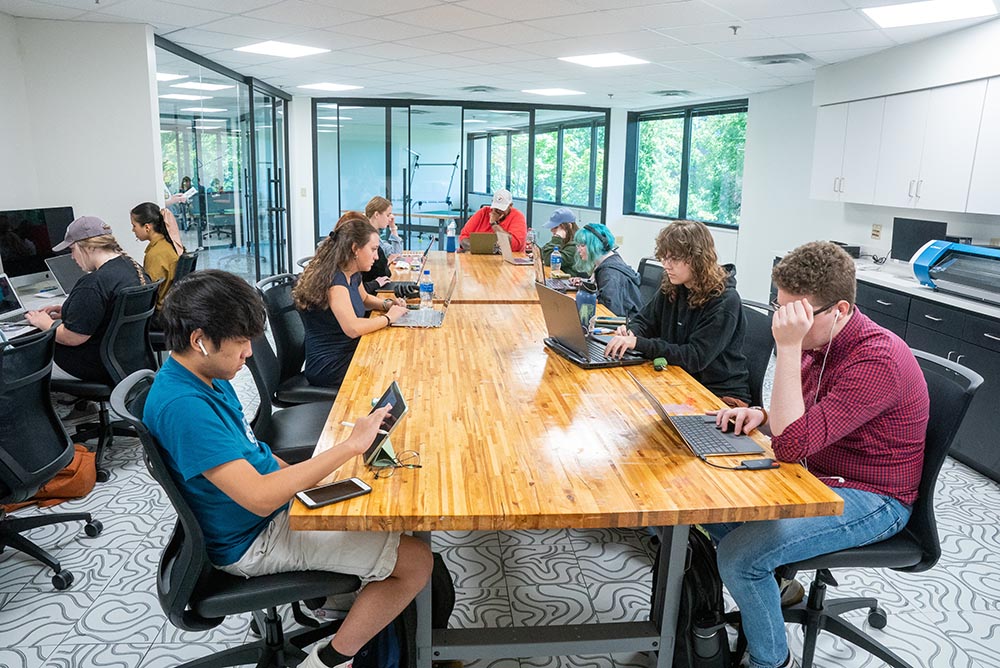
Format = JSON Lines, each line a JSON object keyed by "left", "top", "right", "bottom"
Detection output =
{"left": 490, "top": 135, "right": 508, "bottom": 192}
{"left": 472, "top": 137, "right": 487, "bottom": 193}
{"left": 626, "top": 101, "right": 747, "bottom": 227}
{"left": 509, "top": 132, "right": 528, "bottom": 199}
{"left": 533, "top": 129, "right": 558, "bottom": 202}
{"left": 561, "top": 126, "right": 591, "bottom": 206}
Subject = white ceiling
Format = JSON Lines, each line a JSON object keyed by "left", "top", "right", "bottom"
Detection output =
{"left": 3, "top": 0, "right": 998, "bottom": 108}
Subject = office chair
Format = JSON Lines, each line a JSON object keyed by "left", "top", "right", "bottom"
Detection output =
{"left": 150, "top": 249, "right": 199, "bottom": 356}
{"left": 0, "top": 328, "right": 103, "bottom": 590}
{"left": 636, "top": 257, "right": 664, "bottom": 307}
{"left": 51, "top": 281, "right": 161, "bottom": 481}
{"left": 255, "top": 274, "right": 338, "bottom": 407}
{"left": 741, "top": 300, "right": 775, "bottom": 408}
{"left": 111, "top": 370, "right": 360, "bottom": 668}
{"left": 731, "top": 350, "right": 982, "bottom": 668}
{"left": 295, "top": 256, "right": 312, "bottom": 269}
{"left": 245, "top": 335, "right": 334, "bottom": 465}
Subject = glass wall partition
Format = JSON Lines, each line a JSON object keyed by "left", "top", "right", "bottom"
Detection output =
{"left": 250, "top": 85, "right": 289, "bottom": 278}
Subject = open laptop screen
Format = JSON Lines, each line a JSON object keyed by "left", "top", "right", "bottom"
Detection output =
{"left": 0, "top": 274, "right": 26, "bottom": 320}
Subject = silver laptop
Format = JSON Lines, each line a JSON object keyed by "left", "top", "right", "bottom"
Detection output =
{"left": 497, "top": 232, "right": 532, "bottom": 265}
{"left": 536, "top": 282, "right": 643, "bottom": 369}
{"left": 532, "top": 243, "right": 575, "bottom": 292}
{"left": 44, "top": 254, "right": 87, "bottom": 295}
{"left": 391, "top": 270, "right": 458, "bottom": 328}
{"left": 0, "top": 273, "right": 27, "bottom": 323}
{"left": 626, "top": 370, "right": 765, "bottom": 457}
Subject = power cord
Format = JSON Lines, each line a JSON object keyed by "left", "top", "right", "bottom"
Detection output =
{"left": 698, "top": 456, "right": 780, "bottom": 470}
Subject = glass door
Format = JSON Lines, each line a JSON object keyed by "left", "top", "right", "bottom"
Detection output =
{"left": 250, "top": 89, "right": 289, "bottom": 279}
{"left": 408, "top": 105, "right": 462, "bottom": 249}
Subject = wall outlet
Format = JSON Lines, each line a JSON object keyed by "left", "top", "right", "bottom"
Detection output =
{"left": 871, "top": 224, "right": 882, "bottom": 240}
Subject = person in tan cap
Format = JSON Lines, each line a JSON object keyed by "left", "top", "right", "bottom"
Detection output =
{"left": 25, "top": 216, "right": 149, "bottom": 382}
{"left": 457, "top": 188, "right": 527, "bottom": 252}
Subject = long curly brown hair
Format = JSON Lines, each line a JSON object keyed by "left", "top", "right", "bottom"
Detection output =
{"left": 655, "top": 220, "right": 727, "bottom": 308}
{"left": 292, "top": 212, "right": 377, "bottom": 310}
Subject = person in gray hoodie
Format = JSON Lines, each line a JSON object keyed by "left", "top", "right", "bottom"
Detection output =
{"left": 573, "top": 223, "right": 643, "bottom": 321}
{"left": 604, "top": 220, "right": 751, "bottom": 406}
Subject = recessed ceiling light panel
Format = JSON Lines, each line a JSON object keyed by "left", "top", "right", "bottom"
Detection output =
{"left": 171, "top": 82, "right": 235, "bottom": 92}
{"left": 558, "top": 52, "right": 649, "bottom": 68}
{"left": 235, "top": 41, "right": 329, "bottom": 58}
{"left": 181, "top": 107, "right": 227, "bottom": 113}
{"left": 160, "top": 94, "right": 213, "bottom": 101}
{"left": 522, "top": 88, "right": 586, "bottom": 96}
{"left": 863, "top": 0, "right": 996, "bottom": 28}
{"left": 156, "top": 73, "right": 187, "bottom": 82}
{"left": 299, "top": 82, "right": 363, "bottom": 92}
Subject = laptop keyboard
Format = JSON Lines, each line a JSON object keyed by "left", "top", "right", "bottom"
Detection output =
{"left": 548, "top": 278, "right": 572, "bottom": 291}
{"left": 586, "top": 338, "right": 614, "bottom": 362}
{"left": 668, "top": 415, "right": 752, "bottom": 456}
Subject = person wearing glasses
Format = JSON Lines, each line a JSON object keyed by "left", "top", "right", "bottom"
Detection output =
{"left": 603, "top": 220, "right": 750, "bottom": 405}
{"left": 572, "top": 222, "right": 643, "bottom": 321}
{"left": 706, "top": 242, "right": 928, "bottom": 668}
{"left": 458, "top": 188, "right": 527, "bottom": 252}
{"left": 143, "top": 269, "right": 432, "bottom": 668}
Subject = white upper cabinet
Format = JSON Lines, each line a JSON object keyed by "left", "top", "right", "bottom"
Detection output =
{"left": 809, "top": 104, "right": 848, "bottom": 201}
{"left": 874, "top": 90, "right": 929, "bottom": 208}
{"left": 967, "top": 77, "right": 1000, "bottom": 214}
{"left": 916, "top": 79, "right": 987, "bottom": 212}
{"left": 839, "top": 97, "right": 884, "bottom": 205}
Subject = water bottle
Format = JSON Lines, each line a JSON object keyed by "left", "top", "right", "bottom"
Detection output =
{"left": 550, "top": 245, "right": 562, "bottom": 274}
{"left": 575, "top": 280, "right": 598, "bottom": 333}
{"left": 419, "top": 269, "right": 434, "bottom": 309}
{"left": 525, "top": 229, "right": 536, "bottom": 257}
{"left": 445, "top": 221, "right": 456, "bottom": 253}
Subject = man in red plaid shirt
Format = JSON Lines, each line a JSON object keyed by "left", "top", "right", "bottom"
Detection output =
{"left": 709, "top": 241, "right": 929, "bottom": 668}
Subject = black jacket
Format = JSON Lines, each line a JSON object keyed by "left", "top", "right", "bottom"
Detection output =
{"left": 630, "top": 264, "right": 751, "bottom": 403}
{"left": 361, "top": 245, "right": 390, "bottom": 295}
{"left": 593, "top": 252, "right": 643, "bottom": 321}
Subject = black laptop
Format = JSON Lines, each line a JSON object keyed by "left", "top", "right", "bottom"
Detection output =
{"left": 536, "top": 282, "right": 644, "bottom": 369}
{"left": 377, "top": 237, "right": 435, "bottom": 294}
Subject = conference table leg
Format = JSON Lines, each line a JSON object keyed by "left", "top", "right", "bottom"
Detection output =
{"left": 652, "top": 525, "right": 689, "bottom": 668}
{"left": 415, "top": 531, "right": 433, "bottom": 668}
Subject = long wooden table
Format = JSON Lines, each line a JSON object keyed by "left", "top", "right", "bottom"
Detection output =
{"left": 289, "top": 301, "right": 842, "bottom": 667}
{"left": 391, "top": 250, "right": 539, "bottom": 304}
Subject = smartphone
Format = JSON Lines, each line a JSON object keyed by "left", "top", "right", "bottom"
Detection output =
{"left": 295, "top": 478, "right": 372, "bottom": 509}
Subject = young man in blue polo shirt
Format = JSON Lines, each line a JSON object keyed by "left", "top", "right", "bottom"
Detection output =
{"left": 143, "top": 269, "right": 431, "bottom": 668}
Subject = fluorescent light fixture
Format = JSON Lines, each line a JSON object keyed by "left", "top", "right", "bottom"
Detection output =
{"left": 863, "top": 0, "right": 996, "bottom": 27}
{"left": 181, "top": 107, "right": 227, "bottom": 113}
{"left": 339, "top": 106, "right": 363, "bottom": 110}
{"left": 318, "top": 130, "right": 338, "bottom": 133}
{"left": 234, "top": 40, "right": 329, "bottom": 58}
{"left": 157, "top": 72, "right": 187, "bottom": 82}
{"left": 317, "top": 116, "right": 353, "bottom": 121}
{"left": 521, "top": 88, "right": 586, "bottom": 96}
{"left": 159, "top": 129, "right": 173, "bottom": 133}
{"left": 464, "top": 119, "right": 487, "bottom": 123}
{"left": 558, "top": 52, "right": 649, "bottom": 68}
{"left": 317, "top": 123, "right": 340, "bottom": 128}
{"left": 160, "top": 94, "right": 212, "bottom": 101}
{"left": 298, "top": 82, "right": 363, "bottom": 92}
{"left": 171, "top": 81, "right": 235, "bottom": 91}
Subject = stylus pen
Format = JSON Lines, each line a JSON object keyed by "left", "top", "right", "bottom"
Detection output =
{"left": 340, "top": 421, "right": 390, "bottom": 435}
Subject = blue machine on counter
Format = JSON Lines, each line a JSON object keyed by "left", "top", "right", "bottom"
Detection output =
{"left": 912, "top": 240, "right": 1000, "bottom": 307}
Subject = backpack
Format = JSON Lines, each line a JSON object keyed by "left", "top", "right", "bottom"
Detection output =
{"left": 2, "top": 444, "right": 97, "bottom": 512}
{"left": 650, "top": 526, "right": 730, "bottom": 668}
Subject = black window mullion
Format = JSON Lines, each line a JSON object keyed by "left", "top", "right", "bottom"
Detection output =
{"left": 506, "top": 131, "right": 512, "bottom": 191}
{"left": 555, "top": 126, "right": 564, "bottom": 204}
{"left": 588, "top": 121, "right": 598, "bottom": 209}
{"left": 486, "top": 134, "right": 492, "bottom": 193}
{"left": 678, "top": 110, "right": 693, "bottom": 220}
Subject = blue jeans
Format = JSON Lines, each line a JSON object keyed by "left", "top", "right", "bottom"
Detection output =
{"left": 706, "top": 488, "right": 911, "bottom": 668}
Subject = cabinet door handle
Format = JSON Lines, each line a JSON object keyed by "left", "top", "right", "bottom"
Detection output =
{"left": 985, "top": 333, "right": 1000, "bottom": 342}
{"left": 908, "top": 180, "right": 915, "bottom": 197}
{"left": 915, "top": 179, "right": 923, "bottom": 197}
{"left": 876, "top": 299, "right": 892, "bottom": 306}
{"left": 956, "top": 354, "right": 965, "bottom": 364}
{"left": 839, "top": 177, "right": 845, "bottom": 193}
{"left": 833, "top": 177, "right": 839, "bottom": 192}
{"left": 923, "top": 314, "right": 943, "bottom": 322}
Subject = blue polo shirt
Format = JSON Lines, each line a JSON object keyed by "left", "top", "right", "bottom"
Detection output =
{"left": 143, "top": 356, "right": 282, "bottom": 566}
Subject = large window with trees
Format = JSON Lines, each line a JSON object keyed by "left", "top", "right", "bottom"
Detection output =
{"left": 625, "top": 100, "right": 747, "bottom": 227}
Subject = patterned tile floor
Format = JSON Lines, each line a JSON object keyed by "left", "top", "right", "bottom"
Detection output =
{"left": 1, "top": 369, "right": 998, "bottom": 667}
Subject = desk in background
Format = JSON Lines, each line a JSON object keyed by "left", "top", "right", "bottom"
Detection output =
{"left": 391, "top": 251, "right": 539, "bottom": 304}
{"left": 408, "top": 210, "right": 465, "bottom": 250}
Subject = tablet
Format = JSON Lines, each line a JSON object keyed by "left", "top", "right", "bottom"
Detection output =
{"left": 363, "top": 381, "right": 409, "bottom": 466}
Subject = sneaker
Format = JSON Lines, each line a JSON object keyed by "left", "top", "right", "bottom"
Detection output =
{"left": 779, "top": 577, "right": 805, "bottom": 607}
{"left": 300, "top": 644, "right": 352, "bottom": 668}
{"left": 60, "top": 401, "right": 100, "bottom": 427}
{"left": 308, "top": 590, "right": 358, "bottom": 621}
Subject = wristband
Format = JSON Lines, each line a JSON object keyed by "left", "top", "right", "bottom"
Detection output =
{"left": 749, "top": 405, "right": 768, "bottom": 425}
{"left": 383, "top": 314, "right": 392, "bottom": 326}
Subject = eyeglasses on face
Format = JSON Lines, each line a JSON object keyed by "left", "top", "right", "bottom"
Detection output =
{"left": 770, "top": 300, "right": 838, "bottom": 316}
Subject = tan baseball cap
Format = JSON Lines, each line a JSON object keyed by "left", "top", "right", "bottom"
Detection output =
{"left": 52, "top": 216, "right": 113, "bottom": 251}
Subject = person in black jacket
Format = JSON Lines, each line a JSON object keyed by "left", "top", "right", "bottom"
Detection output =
{"left": 359, "top": 197, "right": 397, "bottom": 295}
{"left": 573, "top": 223, "right": 643, "bottom": 321}
{"left": 604, "top": 220, "right": 751, "bottom": 406}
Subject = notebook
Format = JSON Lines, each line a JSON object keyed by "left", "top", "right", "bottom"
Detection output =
{"left": 44, "top": 254, "right": 87, "bottom": 296}
{"left": 377, "top": 238, "right": 435, "bottom": 294}
{"left": 532, "top": 243, "right": 575, "bottom": 292}
{"left": 497, "top": 233, "right": 532, "bottom": 265}
{"left": 469, "top": 232, "right": 497, "bottom": 254}
{"left": 390, "top": 270, "right": 458, "bottom": 328}
{"left": 626, "top": 370, "right": 765, "bottom": 458}
{"left": 536, "top": 282, "right": 644, "bottom": 369}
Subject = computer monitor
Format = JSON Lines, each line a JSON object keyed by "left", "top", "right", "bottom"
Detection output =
{"left": 0, "top": 206, "right": 74, "bottom": 287}
{"left": 890, "top": 217, "right": 947, "bottom": 262}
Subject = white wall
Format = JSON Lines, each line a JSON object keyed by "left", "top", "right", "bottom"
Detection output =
{"left": 288, "top": 96, "right": 317, "bottom": 267}
{"left": 0, "top": 12, "right": 39, "bottom": 208}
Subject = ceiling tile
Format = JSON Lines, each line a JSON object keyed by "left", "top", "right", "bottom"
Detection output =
{"left": 635, "top": 44, "right": 720, "bottom": 63}
{"left": 520, "top": 11, "right": 610, "bottom": 37}
{"left": 166, "top": 28, "right": 261, "bottom": 50}
{"left": 452, "top": 21, "right": 555, "bottom": 45}
{"left": 351, "top": 42, "right": 438, "bottom": 60}
{"left": 326, "top": 17, "right": 436, "bottom": 41}
{"left": 406, "top": 53, "right": 488, "bottom": 68}
{"left": 245, "top": 1, "right": 369, "bottom": 29}
{"left": 519, "top": 30, "right": 682, "bottom": 57}
{"left": 365, "top": 60, "right": 440, "bottom": 74}
{"left": 650, "top": 22, "right": 775, "bottom": 44}
{"left": 395, "top": 32, "right": 486, "bottom": 53}
{"left": 91, "top": 0, "right": 228, "bottom": 28}
{"left": 198, "top": 15, "right": 302, "bottom": 40}
{"left": 746, "top": 10, "right": 875, "bottom": 37}
{"left": 453, "top": 0, "right": 582, "bottom": 21}
{"left": 279, "top": 28, "right": 376, "bottom": 51}
{"left": 455, "top": 45, "right": 543, "bottom": 63}
{"left": 602, "top": 2, "right": 738, "bottom": 30}
{"left": 699, "top": 36, "right": 800, "bottom": 58}
{"left": 386, "top": 4, "right": 506, "bottom": 31}
{"left": 167, "top": 0, "right": 279, "bottom": 12}
{"left": 310, "top": 0, "right": 440, "bottom": 15}
{"left": 809, "top": 46, "right": 883, "bottom": 63}
{"left": 701, "top": 0, "right": 850, "bottom": 20}
{"left": 881, "top": 17, "right": 996, "bottom": 45}
{"left": 0, "top": 0, "right": 87, "bottom": 20}
{"left": 783, "top": 28, "right": 893, "bottom": 52}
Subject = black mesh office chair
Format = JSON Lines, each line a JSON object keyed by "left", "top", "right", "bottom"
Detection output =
{"left": 0, "top": 329, "right": 103, "bottom": 590}
{"left": 636, "top": 257, "right": 664, "bottom": 307}
{"left": 733, "top": 350, "right": 982, "bottom": 668}
{"left": 741, "top": 300, "right": 775, "bottom": 408}
{"left": 51, "top": 281, "right": 161, "bottom": 481}
{"left": 111, "top": 370, "right": 359, "bottom": 668}
{"left": 255, "top": 274, "right": 337, "bottom": 406}
{"left": 150, "top": 250, "right": 199, "bottom": 357}
{"left": 245, "top": 335, "right": 334, "bottom": 465}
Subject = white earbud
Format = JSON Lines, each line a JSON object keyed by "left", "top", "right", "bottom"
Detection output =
{"left": 833, "top": 310, "right": 841, "bottom": 323}
{"left": 197, "top": 340, "right": 209, "bottom": 356}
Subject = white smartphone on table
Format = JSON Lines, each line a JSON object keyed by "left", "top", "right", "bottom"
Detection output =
{"left": 295, "top": 478, "right": 372, "bottom": 509}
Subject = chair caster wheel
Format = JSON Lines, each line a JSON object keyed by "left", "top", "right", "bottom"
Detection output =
{"left": 85, "top": 519, "right": 104, "bottom": 537}
{"left": 868, "top": 607, "right": 888, "bottom": 629}
{"left": 52, "top": 570, "right": 75, "bottom": 590}
{"left": 96, "top": 469, "right": 110, "bottom": 483}
{"left": 249, "top": 618, "right": 261, "bottom": 637}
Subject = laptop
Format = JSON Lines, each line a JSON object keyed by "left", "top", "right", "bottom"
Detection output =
{"left": 377, "top": 238, "right": 434, "bottom": 294}
{"left": 497, "top": 233, "right": 532, "bottom": 265}
{"left": 44, "top": 254, "right": 87, "bottom": 296}
{"left": 469, "top": 232, "right": 497, "bottom": 254}
{"left": 0, "top": 274, "right": 27, "bottom": 322}
{"left": 390, "top": 270, "right": 458, "bottom": 328}
{"left": 626, "top": 370, "right": 765, "bottom": 457}
{"left": 532, "top": 243, "right": 575, "bottom": 292}
{"left": 536, "top": 282, "right": 644, "bottom": 369}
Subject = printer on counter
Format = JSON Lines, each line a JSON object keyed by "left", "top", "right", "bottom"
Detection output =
{"left": 912, "top": 240, "right": 1000, "bottom": 307}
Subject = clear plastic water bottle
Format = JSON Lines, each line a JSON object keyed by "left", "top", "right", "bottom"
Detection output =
{"left": 419, "top": 269, "right": 434, "bottom": 309}
{"left": 525, "top": 229, "right": 536, "bottom": 257}
{"left": 445, "top": 221, "right": 457, "bottom": 253}
{"left": 550, "top": 245, "right": 562, "bottom": 274}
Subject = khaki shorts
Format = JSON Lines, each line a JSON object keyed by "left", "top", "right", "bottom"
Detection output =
{"left": 220, "top": 511, "right": 400, "bottom": 586}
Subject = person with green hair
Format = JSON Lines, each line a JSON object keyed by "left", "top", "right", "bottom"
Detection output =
{"left": 573, "top": 222, "right": 642, "bottom": 320}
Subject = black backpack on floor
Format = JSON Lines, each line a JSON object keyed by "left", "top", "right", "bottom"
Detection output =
{"left": 650, "top": 526, "right": 731, "bottom": 668}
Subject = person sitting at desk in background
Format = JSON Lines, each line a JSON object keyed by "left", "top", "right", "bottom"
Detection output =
{"left": 539, "top": 208, "right": 586, "bottom": 277}
{"left": 24, "top": 216, "right": 149, "bottom": 382}
{"left": 144, "top": 270, "right": 432, "bottom": 668}
{"left": 604, "top": 220, "right": 751, "bottom": 406}
{"left": 458, "top": 188, "right": 527, "bottom": 252}
{"left": 130, "top": 202, "right": 182, "bottom": 318}
{"left": 708, "top": 241, "right": 928, "bottom": 668}
{"left": 293, "top": 214, "right": 407, "bottom": 388}
{"left": 360, "top": 196, "right": 402, "bottom": 294}
{"left": 572, "top": 222, "right": 642, "bottom": 321}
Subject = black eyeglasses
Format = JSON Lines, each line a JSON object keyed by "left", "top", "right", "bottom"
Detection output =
{"left": 369, "top": 450, "right": 422, "bottom": 480}
{"left": 770, "top": 300, "right": 838, "bottom": 316}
